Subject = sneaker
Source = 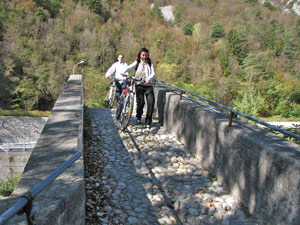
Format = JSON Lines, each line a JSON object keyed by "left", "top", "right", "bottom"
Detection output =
{"left": 146, "top": 124, "right": 151, "bottom": 129}
{"left": 136, "top": 119, "right": 141, "bottom": 125}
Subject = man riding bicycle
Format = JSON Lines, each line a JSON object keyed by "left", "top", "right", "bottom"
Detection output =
{"left": 105, "top": 54, "right": 128, "bottom": 101}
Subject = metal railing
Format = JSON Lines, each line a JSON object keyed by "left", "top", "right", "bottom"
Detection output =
{"left": 0, "top": 142, "right": 37, "bottom": 153}
{"left": 155, "top": 79, "right": 300, "bottom": 141}
{"left": 0, "top": 67, "right": 84, "bottom": 225}
{"left": 0, "top": 151, "right": 82, "bottom": 225}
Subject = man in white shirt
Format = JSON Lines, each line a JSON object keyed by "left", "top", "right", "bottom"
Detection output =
{"left": 105, "top": 54, "right": 128, "bottom": 100}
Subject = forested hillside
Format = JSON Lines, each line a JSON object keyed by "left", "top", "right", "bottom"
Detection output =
{"left": 1, "top": 0, "right": 300, "bottom": 119}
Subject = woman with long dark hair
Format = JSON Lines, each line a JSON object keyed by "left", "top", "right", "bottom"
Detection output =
{"left": 122, "top": 48, "right": 156, "bottom": 127}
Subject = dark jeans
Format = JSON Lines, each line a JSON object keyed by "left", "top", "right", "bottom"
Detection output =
{"left": 135, "top": 85, "right": 155, "bottom": 125}
{"left": 115, "top": 80, "right": 127, "bottom": 99}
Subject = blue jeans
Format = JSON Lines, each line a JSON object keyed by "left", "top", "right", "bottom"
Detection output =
{"left": 115, "top": 80, "right": 127, "bottom": 99}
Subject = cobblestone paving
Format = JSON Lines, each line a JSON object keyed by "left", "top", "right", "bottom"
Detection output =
{"left": 85, "top": 108, "right": 261, "bottom": 225}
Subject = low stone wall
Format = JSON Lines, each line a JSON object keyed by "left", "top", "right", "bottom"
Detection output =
{"left": 0, "top": 75, "right": 85, "bottom": 225}
{"left": 154, "top": 85, "right": 300, "bottom": 225}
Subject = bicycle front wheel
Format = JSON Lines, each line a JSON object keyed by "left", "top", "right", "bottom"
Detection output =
{"left": 104, "top": 90, "right": 110, "bottom": 108}
{"left": 116, "top": 96, "right": 124, "bottom": 119}
{"left": 120, "top": 94, "right": 134, "bottom": 130}
{"left": 109, "top": 86, "right": 116, "bottom": 108}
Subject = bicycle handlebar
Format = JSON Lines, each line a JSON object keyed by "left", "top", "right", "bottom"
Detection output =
{"left": 109, "top": 75, "right": 154, "bottom": 84}
{"left": 125, "top": 75, "right": 155, "bottom": 84}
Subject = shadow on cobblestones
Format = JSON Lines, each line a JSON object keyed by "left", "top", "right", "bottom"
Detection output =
{"left": 85, "top": 108, "right": 160, "bottom": 224}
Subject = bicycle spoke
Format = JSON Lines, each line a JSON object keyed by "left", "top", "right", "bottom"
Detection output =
{"left": 120, "top": 94, "right": 134, "bottom": 130}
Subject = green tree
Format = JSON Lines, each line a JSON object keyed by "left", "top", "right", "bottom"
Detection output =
{"left": 219, "top": 50, "right": 230, "bottom": 77}
{"left": 254, "top": 20, "right": 285, "bottom": 52}
{"left": 33, "top": 0, "right": 62, "bottom": 17}
{"left": 233, "top": 87, "right": 262, "bottom": 117}
{"left": 210, "top": 22, "right": 226, "bottom": 41}
{"left": 80, "top": 0, "right": 110, "bottom": 21}
{"left": 242, "top": 51, "right": 270, "bottom": 82}
{"left": 283, "top": 33, "right": 298, "bottom": 59}
{"left": 13, "top": 78, "right": 40, "bottom": 110}
{"left": 214, "top": 40, "right": 230, "bottom": 76}
{"left": 182, "top": 21, "right": 194, "bottom": 35}
{"left": 227, "top": 29, "right": 249, "bottom": 64}
{"left": 193, "top": 22, "right": 202, "bottom": 46}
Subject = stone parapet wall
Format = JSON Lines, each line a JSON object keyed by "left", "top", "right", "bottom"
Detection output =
{"left": 154, "top": 85, "right": 300, "bottom": 225}
{"left": 0, "top": 75, "right": 85, "bottom": 225}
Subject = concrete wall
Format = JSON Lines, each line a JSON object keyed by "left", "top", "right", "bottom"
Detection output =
{"left": 0, "top": 75, "right": 85, "bottom": 225}
{"left": 154, "top": 85, "right": 300, "bottom": 225}
{"left": 0, "top": 116, "right": 47, "bottom": 182}
{"left": 0, "top": 153, "right": 31, "bottom": 182}
{"left": 0, "top": 116, "right": 47, "bottom": 143}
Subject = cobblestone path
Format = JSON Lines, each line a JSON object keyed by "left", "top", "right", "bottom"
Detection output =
{"left": 85, "top": 108, "right": 260, "bottom": 225}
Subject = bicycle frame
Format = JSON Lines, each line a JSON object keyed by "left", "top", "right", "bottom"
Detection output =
{"left": 116, "top": 76, "right": 142, "bottom": 130}
{"left": 121, "top": 80, "right": 133, "bottom": 113}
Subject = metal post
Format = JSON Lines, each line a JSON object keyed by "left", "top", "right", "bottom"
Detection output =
{"left": 229, "top": 111, "right": 234, "bottom": 126}
{"left": 180, "top": 90, "right": 185, "bottom": 100}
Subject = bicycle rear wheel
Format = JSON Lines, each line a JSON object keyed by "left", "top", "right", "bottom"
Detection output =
{"left": 120, "top": 94, "right": 134, "bottom": 130}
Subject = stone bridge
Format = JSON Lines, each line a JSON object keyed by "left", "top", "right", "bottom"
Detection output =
{"left": 1, "top": 75, "right": 300, "bottom": 225}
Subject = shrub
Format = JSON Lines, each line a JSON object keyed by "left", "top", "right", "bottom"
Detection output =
{"left": 0, "top": 174, "right": 21, "bottom": 197}
{"left": 211, "top": 22, "right": 226, "bottom": 41}
{"left": 182, "top": 21, "right": 194, "bottom": 35}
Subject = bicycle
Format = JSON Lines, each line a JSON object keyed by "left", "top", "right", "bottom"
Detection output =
{"left": 104, "top": 78, "right": 117, "bottom": 108}
{"left": 116, "top": 76, "right": 143, "bottom": 130}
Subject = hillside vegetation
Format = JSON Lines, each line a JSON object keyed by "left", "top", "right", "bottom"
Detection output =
{"left": 1, "top": 0, "right": 300, "bottom": 119}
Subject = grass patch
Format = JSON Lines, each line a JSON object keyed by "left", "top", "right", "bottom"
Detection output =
{"left": 259, "top": 116, "right": 300, "bottom": 122}
{"left": 0, "top": 174, "right": 21, "bottom": 197}
{"left": 0, "top": 110, "right": 50, "bottom": 117}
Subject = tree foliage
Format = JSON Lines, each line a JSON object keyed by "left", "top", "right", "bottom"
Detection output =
{"left": 228, "top": 29, "right": 249, "bottom": 64}
{"left": 210, "top": 22, "right": 226, "bottom": 41}
{"left": 233, "top": 87, "right": 262, "bottom": 117}
{"left": 0, "top": 0, "right": 300, "bottom": 119}
{"left": 182, "top": 21, "right": 194, "bottom": 35}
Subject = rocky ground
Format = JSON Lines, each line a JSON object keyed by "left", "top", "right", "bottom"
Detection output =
{"left": 84, "top": 108, "right": 261, "bottom": 225}
{"left": 0, "top": 116, "right": 47, "bottom": 144}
